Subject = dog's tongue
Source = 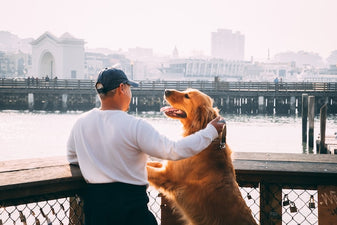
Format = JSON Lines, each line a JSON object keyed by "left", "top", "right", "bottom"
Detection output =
{"left": 160, "top": 106, "right": 187, "bottom": 118}
{"left": 160, "top": 106, "right": 172, "bottom": 112}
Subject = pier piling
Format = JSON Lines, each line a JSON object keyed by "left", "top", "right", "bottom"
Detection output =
{"left": 319, "top": 104, "right": 327, "bottom": 154}
{"left": 258, "top": 96, "right": 265, "bottom": 114}
{"left": 308, "top": 96, "right": 315, "bottom": 149}
{"left": 28, "top": 93, "right": 34, "bottom": 111}
{"left": 290, "top": 96, "right": 296, "bottom": 114}
{"left": 62, "top": 94, "right": 68, "bottom": 111}
{"left": 302, "top": 94, "right": 308, "bottom": 143}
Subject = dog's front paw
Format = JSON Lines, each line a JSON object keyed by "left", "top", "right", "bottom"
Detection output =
{"left": 147, "top": 161, "right": 163, "bottom": 168}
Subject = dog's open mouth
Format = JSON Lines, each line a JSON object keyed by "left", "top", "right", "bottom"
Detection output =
{"left": 160, "top": 106, "right": 187, "bottom": 118}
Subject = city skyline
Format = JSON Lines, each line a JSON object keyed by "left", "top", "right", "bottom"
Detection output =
{"left": 1, "top": 0, "right": 337, "bottom": 60}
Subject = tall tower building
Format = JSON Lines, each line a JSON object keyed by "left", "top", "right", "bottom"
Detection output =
{"left": 211, "top": 29, "right": 245, "bottom": 61}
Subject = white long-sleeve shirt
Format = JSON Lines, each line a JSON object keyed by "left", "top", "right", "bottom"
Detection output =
{"left": 67, "top": 108, "right": 218, "bottom": 185}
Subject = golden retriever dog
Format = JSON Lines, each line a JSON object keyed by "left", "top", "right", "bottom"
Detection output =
{"left": 147, "top": 88, "right": 257, "bottom": 225}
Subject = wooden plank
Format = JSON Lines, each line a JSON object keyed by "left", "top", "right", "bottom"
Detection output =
{"left": 318, "top": 185, "right": 337, "bottom": 225}
{"left": 70, "top": 196, "right": 84, "bottom": 225}
{"left": 234, "top": 159, "right": 337, "bottom": 174}
{"left": 0, "top": 158, "right": 85, "bottom": 204}
{"left": 1, "top": 153, "right": 337, "bottom": 204}
{"left": 260, "top": 184, "right": 282, "bottom": 225}
{"left": 0, "top": 164, "right": 79, "bottom": 187}
{"left": 233, "top": 152, "right": 337, "bottom": 185}
{"left": 233, "top": 152, "right": 337, "bottom": 163}
{"left": 233, "top": 153, "right": 337, "bottom": 171}
{"left": 0, "top": 156, "right": 67, "bottom": 172}
{"left": 2, "top": 153, "right": 337, "bottom": 188}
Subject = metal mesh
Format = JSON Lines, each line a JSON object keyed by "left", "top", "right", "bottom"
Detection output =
{"left": 239, "top": 187, "right": 318, "bottom": 225}
{"left": 282, "top": 189, "right": 318, "bottom": 225}
{"left": 0, "top": 196, "right": 83, "bottom": 225}
{"left": 147, "top": 187, "right": 161, "bottom": 224}
{"left": 0, "top": 187, "right": 320, "bottom": 225}
{"left": 240, "top": 187, "right": 260, "bottom": 222}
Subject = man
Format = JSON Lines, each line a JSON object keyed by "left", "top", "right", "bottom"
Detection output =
{"left": 67, "top": 68, "right": 225, "bottom": 225}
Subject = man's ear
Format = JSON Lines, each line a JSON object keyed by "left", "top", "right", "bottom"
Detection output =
{"left": 118, "top": 83, "right": 126, "bottom": 93}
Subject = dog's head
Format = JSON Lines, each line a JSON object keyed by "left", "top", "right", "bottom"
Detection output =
{"left": 161, "top": 88, "right": 219, "bottom": 136}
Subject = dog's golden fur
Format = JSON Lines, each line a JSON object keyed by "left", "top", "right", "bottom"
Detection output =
{"left": 147, "top": 88, "right": 257, "bottom": 225}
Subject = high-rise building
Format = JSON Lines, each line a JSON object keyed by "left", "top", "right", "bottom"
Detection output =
{"left": 211, "top": 29, "right": 245, "bottom": 61}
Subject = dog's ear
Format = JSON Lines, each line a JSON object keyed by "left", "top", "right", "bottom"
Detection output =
{"left": 192, "top": 105, "right": 218, "bottom": 131}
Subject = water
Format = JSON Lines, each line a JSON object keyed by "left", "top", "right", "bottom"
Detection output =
{"left": 1, "top": 110, "right": 337, "bottom": 161}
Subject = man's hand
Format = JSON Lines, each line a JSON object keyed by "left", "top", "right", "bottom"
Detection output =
{"left": 210, "top": 116, "right": 226, "bottom": 134}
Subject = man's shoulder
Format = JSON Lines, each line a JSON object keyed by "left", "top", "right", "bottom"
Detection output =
{"left": 72, "top": 109, "right": 99, "bottom": 126}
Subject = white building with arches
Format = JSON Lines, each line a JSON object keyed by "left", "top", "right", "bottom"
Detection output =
{"left": 30, "top": 32, "right": 85, "bottom": 79}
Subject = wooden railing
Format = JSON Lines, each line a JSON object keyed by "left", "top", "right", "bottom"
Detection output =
{"left": 1, "top": 153, "right": 337, "bottom": 224}
{"left": 1, "top": 78, "right": 337, "bottom": 93}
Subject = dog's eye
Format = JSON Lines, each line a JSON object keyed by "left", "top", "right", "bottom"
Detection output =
{"left": 184, "top": 94, "right": 190, "bottom": 99}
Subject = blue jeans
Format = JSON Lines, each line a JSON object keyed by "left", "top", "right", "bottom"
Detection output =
{"left": 83, "top": 182, "right": 158, "bottom": 225}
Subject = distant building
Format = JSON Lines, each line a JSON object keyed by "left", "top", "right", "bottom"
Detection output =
{"left": 319, "top": 65, "right": 337, "bottom": 75}
{"left": 326, "top": 50, "right": 337, "bottom": 65}
{"left": 0, "top": 31, "right": 33, "bottom": 54}
{"left": 274, "top": 51, "right": 324, "bottom": 68}
{"left": 211, "top": 29, "right": 245, "bottom": 60}
{"left": 84, "top": 51, "right": 132, "bottom": 79}
{"left": 30, "top": 32, "right": 85, "bottom": 79}
{"left": 127, "top": 47, "right": 153, "bottom": 60}
{"left": 248, "top": 61, "right": 297, "bottom": 82}
{"left": 159, "top": 58, "right": 249, "bottom": 80}
{"left": 0, "top": 51, "right": 31, "bottom": 78}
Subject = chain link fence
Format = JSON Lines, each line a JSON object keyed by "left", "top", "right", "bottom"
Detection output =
{"left": 0, "top": 185, "right": 320, "bottom": 225}
{"left": 239, "top": 187, "right": 318, "bottom": 225}
{"left": 1, "top": 197, "right": 81, "bottom": 225}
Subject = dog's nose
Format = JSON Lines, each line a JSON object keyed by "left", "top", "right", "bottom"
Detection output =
{"left": 164, "top": 89, "right": 173, "bottom": 97}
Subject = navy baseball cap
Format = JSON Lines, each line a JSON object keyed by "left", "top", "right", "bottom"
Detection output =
{"left": 95, "top": 68, "right": 139, "bottom": 94}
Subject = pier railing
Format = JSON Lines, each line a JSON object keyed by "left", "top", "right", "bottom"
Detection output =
{"left": 1, "top": 153, "right": 336, "bottom": 225}
{"left": 1, "top": 78, "right": 337, "bottom": 93}
{"left": 2, "top": 78, "right": 337, "bottom": 113}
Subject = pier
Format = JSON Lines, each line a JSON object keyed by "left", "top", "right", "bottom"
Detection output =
{"left": 1, "top": 78, "right": 337, "bottom": 114}
{"left": 1, "top": 153, "right": 337, "bottom": 224}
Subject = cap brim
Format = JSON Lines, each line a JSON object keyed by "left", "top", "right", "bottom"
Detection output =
{"left": 127, "top": 80, "right": 139, "bottom": 88}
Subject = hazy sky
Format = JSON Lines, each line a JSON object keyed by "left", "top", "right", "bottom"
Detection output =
{"left": 1, "top": 0, "right": 337, "bottom": 60}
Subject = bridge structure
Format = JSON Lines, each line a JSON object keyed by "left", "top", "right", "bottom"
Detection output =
{"left": 1, "top": 78, "right": 337, "bottom": 114}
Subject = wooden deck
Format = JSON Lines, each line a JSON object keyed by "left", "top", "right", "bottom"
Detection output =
{"left": 1, "top": 153, "right": 336, "bottom": 198}
{"left": 316, "top": 134, "right": 337, "bottom": 154}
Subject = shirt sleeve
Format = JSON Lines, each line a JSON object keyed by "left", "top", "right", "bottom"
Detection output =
{"left": 135, "top": 120, "right": 218, "bottom": 160}
{"left": 66, "top": 126, "right": 79, "bottom": 165}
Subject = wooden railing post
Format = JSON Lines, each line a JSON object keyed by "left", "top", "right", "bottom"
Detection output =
{"left": 318, "top": 185, "right": 337, "bottom": 224}
{"left": 260, "top": 183, "right": 282, "bottom": 225}
{"left": 69, "top": 196, "right": 84, "bottom": 225}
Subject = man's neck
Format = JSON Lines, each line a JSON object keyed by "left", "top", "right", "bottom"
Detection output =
{"left": 100, "top": 99, "right": 125, "bottom": 111}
